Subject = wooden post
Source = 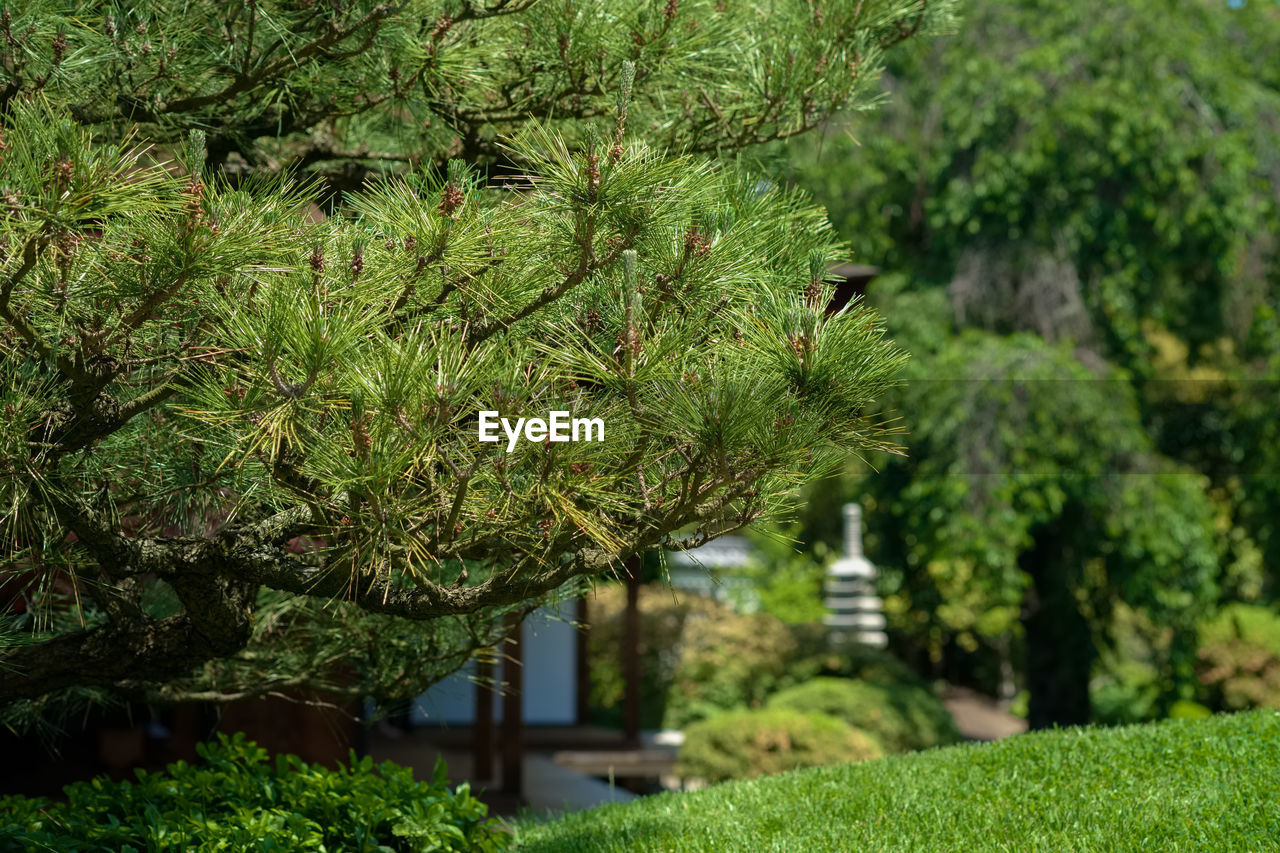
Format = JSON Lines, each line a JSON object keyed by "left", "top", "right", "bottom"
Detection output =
{"left": 500, "top": 612, "right": 524, "bottom": 796}
{"left": 473, "top": 655, "right": 494, "bottom": 782}
{"left": 623, "top": 556, "right": 641, "bottom": 746}
{"left": 575, "top": 594, "right": 591, "bottom": 725}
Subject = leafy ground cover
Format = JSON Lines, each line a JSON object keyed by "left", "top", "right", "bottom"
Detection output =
{"left": 515, "top": 710, "right": 1280, "bottom": 852}
{"left": 0, "top": 734, "right": 508, "bottom": 852}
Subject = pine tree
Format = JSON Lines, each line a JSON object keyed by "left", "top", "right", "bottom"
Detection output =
{"left": 0, "top": 0, "right": 950, "bottom": 720}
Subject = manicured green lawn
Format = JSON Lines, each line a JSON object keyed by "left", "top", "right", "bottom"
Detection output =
{"left": 514, "top": 710, "right": 1280, "bottom": 852}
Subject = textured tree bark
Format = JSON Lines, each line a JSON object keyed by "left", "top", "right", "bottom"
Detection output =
{"left": 0, "top": 574, "right": 256, "bottom": 705}
{"left": 1020, "top": 518, "right": 1094, "bottom": 729}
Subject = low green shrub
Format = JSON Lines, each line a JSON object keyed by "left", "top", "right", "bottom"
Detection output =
{"left": 676, "top": 707, "right": 883, "bottom": 783}
{"left": 766, "top": 676, "right": 961, "bottom": 753}
{"left": 0, "top": 733, "right": 509, "bottom": 852}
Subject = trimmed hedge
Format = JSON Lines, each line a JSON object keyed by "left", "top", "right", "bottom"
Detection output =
{"left": 675, "top": 707, "right": 883, "bottom": 783}
{"left": 766, "top": 676, "right": 961, "bottom": 753}
{"left": 0, "top": 733, "right": 509, "bottom": 852}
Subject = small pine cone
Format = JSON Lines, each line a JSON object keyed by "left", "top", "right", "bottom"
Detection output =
{"left": 683, "top": 227, "right": 711, "bottom": 257}
{"left": 403, "top": 234, "right": 418, "bottom": 253}
{"left": 438, "top": 184, "right": 464, "bottom": 218}
{"left": 351, "top": 245, "right": 365, "bottom": 278}
{"left": 310, "top": 247, "right": 325, "bottom": 273}
{"left": 804, "top": 280, "right": 823, "bottom": 308}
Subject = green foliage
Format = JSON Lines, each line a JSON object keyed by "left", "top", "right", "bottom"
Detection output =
{"left": 0, "top": 0, "right": 953, "bottom": 714}
{"left": 675, "top": 707, "right": 883, "bottom": 783}
{"left": 766, "top": 676, "right": 959, "bottom": 753}
{"left": 1090, "top": 602, "right": 1169, "bottom": 725}
{"left": 587, "top": 583, "right": 936, "bottom": 730}
{"left": 0, "top": 733, "right": 508, "bottom": 852}
{"left": 1093, "top": 601, "right": 1280, "bottom": 724}
{"left": 517, "top": 711, "right": 1280, "bottom": 852}
{"left": 0, "top": 92, "right": 909, "bottom": 709}
{"left": 1195, "top": 603, "right": 1280, "bottom": 711}
{"left": 773, "top": 1, "right": 1280, "bottom": 715}
{"left": 662, "top": 604, "right": 798, "bottom": 728}
{"left": 585, "top": 583, "right": 724, "bottom": 729}
{"left": 1167, "top": 699, "right": 1212, "bottom": 721}
{"left": 783, "top": 0, "right": 1280, "bottom": 358}
{"left": 734, "top": 527, "right": 830, "bottom": 625}
{"left": 788, "top": 623, "right": 933, "bottom": 688}
{"left": 864, "top": 333, "right": 1219, "bottom": 680}
{"left": 7, "top": 0, "right": 956, "bottom": 169}
{"left": 707, "top": 0, "right": 1280, "bottom": 736}
{"left": 1091, "top": 659, "right": 1163, "bottom": 726}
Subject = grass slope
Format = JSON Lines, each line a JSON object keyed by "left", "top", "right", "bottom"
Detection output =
{"left": 515, "top": 710, "right": 1280, "bottom": 852}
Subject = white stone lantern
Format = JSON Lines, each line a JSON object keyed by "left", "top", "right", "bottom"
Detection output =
{"left": 823, "top": 503, "right": 887, "bottom": 647}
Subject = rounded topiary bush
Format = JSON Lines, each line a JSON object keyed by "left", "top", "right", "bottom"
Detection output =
{"left": 766, "top": 677, "right": 961, "bottom": 753}
{"left": 0, "top": 734, "right": 509, "bottom": 852}
{"left": 676, "top": 707, "right": 883, "bottom": 783}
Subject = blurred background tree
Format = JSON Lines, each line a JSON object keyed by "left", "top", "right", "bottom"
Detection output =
{"left": 769, "top": 0, "right": 1280, "bottom": 726}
